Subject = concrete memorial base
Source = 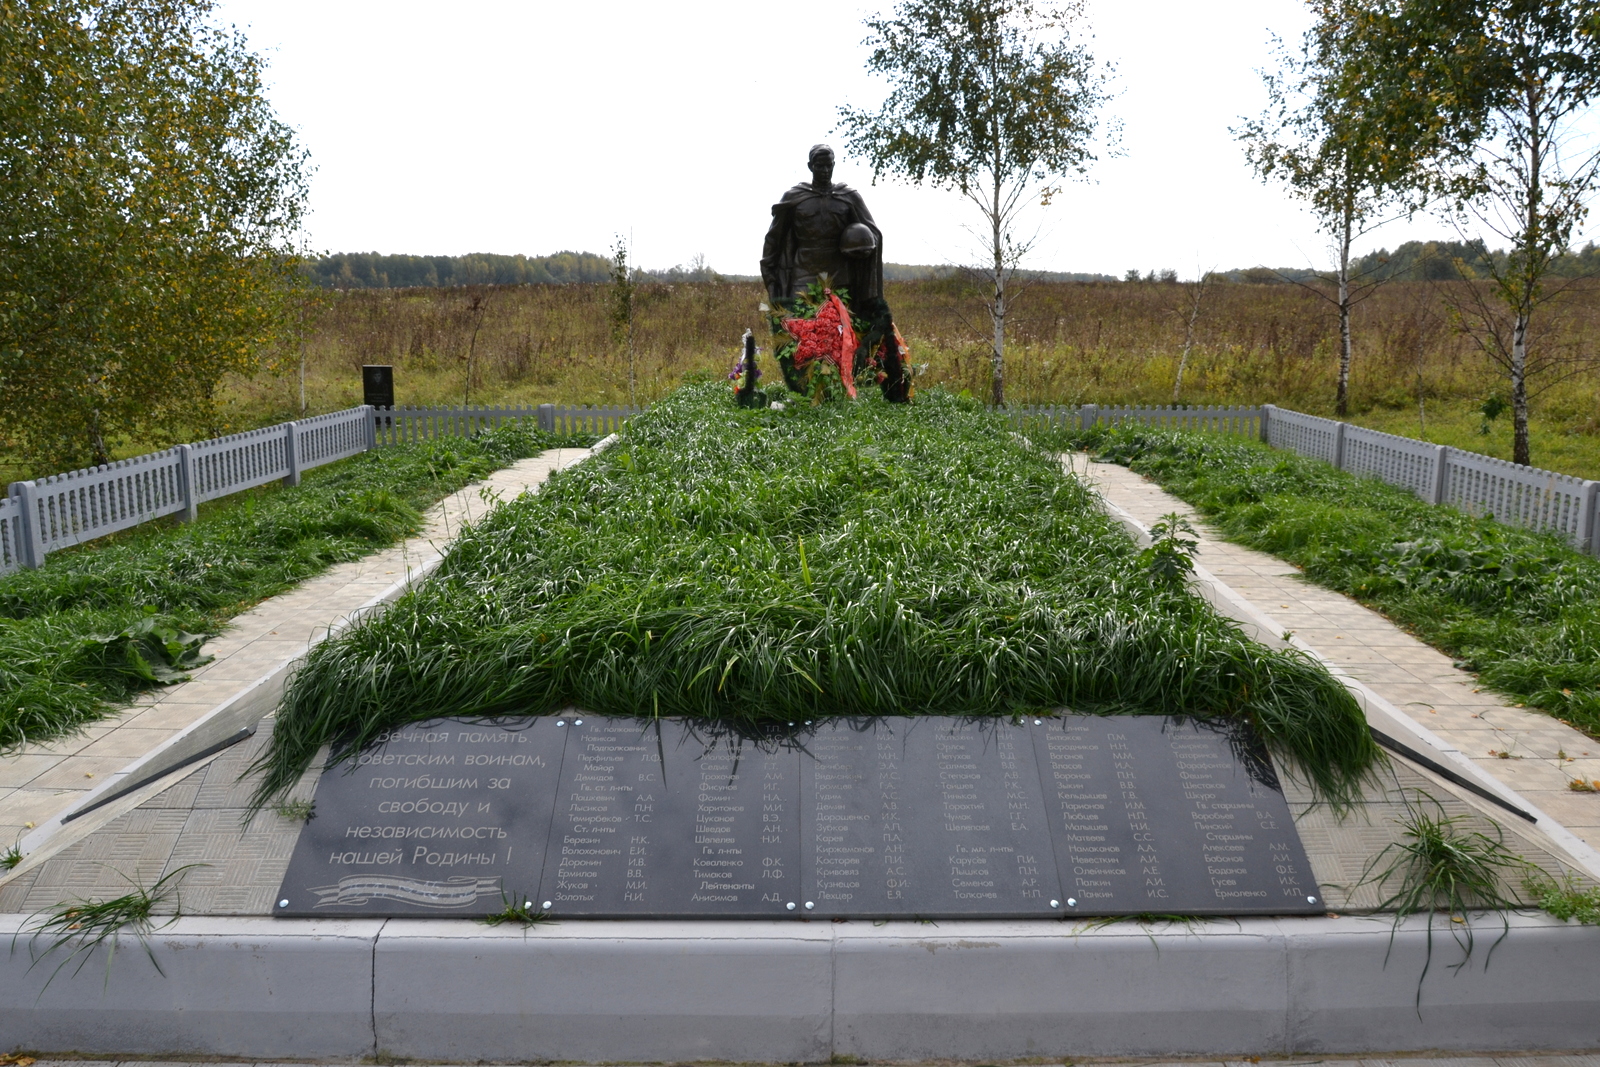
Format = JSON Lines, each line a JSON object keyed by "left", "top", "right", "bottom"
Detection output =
{"left": 2, "top": 912, "right": 1597, "bottom": 1061}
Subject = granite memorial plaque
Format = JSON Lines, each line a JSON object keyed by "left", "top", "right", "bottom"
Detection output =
{"left": 276, "top": 711, "right": 1323, "bottom": 919}
{"left": 798, "top": 718, "right": 1061, "bottom": 918}
{"left": 276, "top": 716, "right": 567, "bottom": 916}
{"left": 537, "top": 717, "right": 802, "bottom": 917}
{"left": 1030, "top": 715, "right": 1323, "bottom": 916}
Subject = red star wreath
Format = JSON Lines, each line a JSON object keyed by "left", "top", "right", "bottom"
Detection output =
{"left": 782, "top": 290, "right": 857, "bottom": 399}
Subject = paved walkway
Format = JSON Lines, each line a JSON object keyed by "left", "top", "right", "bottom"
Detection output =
{"left": 0, "top": 448, "right": 592, "bottom": 850}
{"left": 1068, "top": 454, "right": 1600, "bottom": 858}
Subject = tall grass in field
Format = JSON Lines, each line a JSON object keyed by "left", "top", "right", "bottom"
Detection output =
{"left": 250, "top": 385, "right": 1377, "bottom": 808}
{"left": 219, "top": 276, "right": 1600, "bottom": 476}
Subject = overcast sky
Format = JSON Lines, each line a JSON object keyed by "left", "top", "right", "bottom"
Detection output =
{"left": 212, "top": 0, "right": 1544, "bottom": 279}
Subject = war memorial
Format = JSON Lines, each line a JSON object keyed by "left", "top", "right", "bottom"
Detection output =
{"left": 0, "top": 148, "right": 1598, "bottom": 1063}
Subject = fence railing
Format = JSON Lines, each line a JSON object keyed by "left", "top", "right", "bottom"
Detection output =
{"left": 9, "top": 394, "right": 1597, "bottom": 571}
{"left": 1011, "top": 401, "right": 1600, "bottom": 555}
{"left": 1, "top": 404, "right": 638, "bottom": 574}
{"left": 372, "top": 404, "right": 639, "bottom": 446}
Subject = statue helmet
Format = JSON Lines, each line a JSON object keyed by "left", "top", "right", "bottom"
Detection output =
{"left": 840, "top": 222, "right": 877, "bottom": 258}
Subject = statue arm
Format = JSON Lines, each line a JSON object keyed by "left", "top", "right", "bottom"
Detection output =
{"left": 760, "top": 204, "right": 791, "bottom": 299}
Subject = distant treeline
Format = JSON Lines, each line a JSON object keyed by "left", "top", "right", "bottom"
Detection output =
{"left": 307, "top": 240, "right": 1600, "bottom": 291}
{"left": 1215, "top": 239, "right": 1600, "bottom": 285}
{"left": 304, "top": 251, "right": 1118, "bottom": 289}
{"left": 305, "top": 251, "right": 615, "bottom": 288}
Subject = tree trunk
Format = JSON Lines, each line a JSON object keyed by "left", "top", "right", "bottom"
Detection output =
{"left": 1511, "top": 308, "right": 1530, "bottom": 465}
{"left": 990, "top": 182, "right": 1006, "bottom": 407}
{"left": 89, "top": 409, "right": 109, "bottom": 468}
{"left": 1335, "top": 200, "right": 1353, "bottom": 418}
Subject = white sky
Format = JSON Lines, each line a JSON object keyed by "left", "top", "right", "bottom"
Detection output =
{"left": 212, "top": 0, "right": 1533, "bottom": 279}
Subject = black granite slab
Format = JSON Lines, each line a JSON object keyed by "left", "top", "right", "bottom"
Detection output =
{"left": 275, "top": 716, "right": 567, "bottom": 917}
{"left": 275, "top": 712, "right": 1324, "bottom": 919}
{"left": 536, "top": 717, "right": 802, "bottom": 918}
{"left": 1030, "top": 715, "right": 1324, "bottom": 916}
{"left": 797, "top": 718, "right": 1062, "bottom": 918}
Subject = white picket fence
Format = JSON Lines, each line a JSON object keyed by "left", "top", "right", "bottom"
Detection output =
{"left": 1011, "top": 402, "right": 1600, "bottom": 555}
{"left": 6, "top": 396, "right": 1595, "bottom": 573}
{"left": 373, "top": 404, "right": 637, "bottom": 445}
{"left": 0, "top": 403, "right": 637, "bottom": 574}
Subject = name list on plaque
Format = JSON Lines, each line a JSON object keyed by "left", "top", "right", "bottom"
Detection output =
{"left": 277, "top": 713, "right": 1323, "bottom": 918}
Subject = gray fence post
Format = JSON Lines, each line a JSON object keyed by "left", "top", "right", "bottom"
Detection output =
{"left": 1581, "top": 480, "right": 1600, "bottom": 555}
{"left": 9, "top": 481, "right": 45, "bottom": 569}
{"left": 1081, "top": 404, "right": 1098, "bottom": 430}
{"left": 363, "top": 404, "right": 377, "bottom": 451}
{"left": 537, "top": 404, "right": 555, "bottom": 433}
{"left": 1259, "top": 404, "right": 1274, "bottom": 443}
{"left": 1332, "top": 421, "right": 1347, "bottom": 469}
{"left": 1429, "top": 445, "right": 1449, "bottom": 506}
{"left": 283, "top": 421, "right": 302, "bottom": 487}
{"left": 176, "top": 444, "right": 199, "bottom": 523}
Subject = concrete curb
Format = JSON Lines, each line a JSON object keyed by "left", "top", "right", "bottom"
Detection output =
{"left": 2, "top": 913, "right": 1597, "bottom": 1059}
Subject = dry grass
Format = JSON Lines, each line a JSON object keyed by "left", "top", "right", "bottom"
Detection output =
{"left": 49, "top": 274, "right": 1600, "bottom": 476}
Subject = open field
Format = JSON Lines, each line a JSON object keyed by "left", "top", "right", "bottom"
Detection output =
{"left": 9, "top": 276, "right": 1600, "bottom": 481}
{"left": 207, "top": 276, "right": 1600, "bottom": 477}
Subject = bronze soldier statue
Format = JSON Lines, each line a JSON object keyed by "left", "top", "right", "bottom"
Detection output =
{"left": 759, "top": 144, "right": 910, "bottom": 402}
{"left": 760, "top": 144, "right": 884, "bottom": 306}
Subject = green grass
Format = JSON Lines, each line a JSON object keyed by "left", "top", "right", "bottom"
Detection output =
{"left": 1357, "top": 791, "right": 1533, "bottom": 1013}
{"left": 1524, "top": 870, "right": 1600, "bottom": 924}
{"left": 15, "top": 863, "right": 201, "bottom": 992}
{"left": 250, "top": 384, "right": 1377, "bottom": 809}
{"left": 0, "top": 424, "right": 593, "bottom": 751}
{"left": 1036, "top": 422, "right": 1600, "bottom": 739}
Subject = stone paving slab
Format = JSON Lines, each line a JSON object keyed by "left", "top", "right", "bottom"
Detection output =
{"left": 1067, "top": 455, "right": 1600, "bottom": 860}
{"left": 0, "top": 448, "right": 591, "bottom": 854}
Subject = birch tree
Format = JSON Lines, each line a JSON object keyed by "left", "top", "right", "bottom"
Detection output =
{"left": 0, "top": 0, "right": 309, "bottom": 471}
{"left": 1358, "top": 0, "right": 1600, "bottom": 464}
{"left": 1236, "top": 2, "right": 1407, "bottom": 417}
{"left": 838, "top": 0, "right": 1115, "bottom": 406}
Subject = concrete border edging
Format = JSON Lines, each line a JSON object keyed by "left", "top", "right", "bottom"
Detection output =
{"left": 2, "top": 913, "right": 1597, "bottom": 1059}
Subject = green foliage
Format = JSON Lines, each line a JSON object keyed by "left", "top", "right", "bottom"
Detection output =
{"left": 0, "top": 425, "right": 578, "bottom": 751}
{"left": 1345, "top": 0, "right": 1600, "bottom": 464}
{"left": 0, "top": 0, "right": 311, "bottom": 471}
{"left": 1046, "top": 424, "right": 1600, "bottom": 736}
{"left": 839, "top": 0, "right": 1112, "bottom": 195}
{"left": 250, "top": 384, "right": 1376, "bottom": 810}
{"left": 477, "top": 891, "right": 550, "bottom": 928}
{"left": 1523, "top": 870, "right": 1600, "bottom": 925}
{"left": 271, "top": 798, "right": 314, "bottom": 822}
{"left": 1139, "top": 513, "right": 1199, "bottom": 588}
{"left": 15, "top": 864, "right": 203, "bottom": 992}
{"left": 837, "top": 0, "right": 1116, "bottom": 404}
{"left": 1, "top": 837, "right": 20, "bottom": 870}
{"left": 1357, "top": 792, "right": 1532, "bottom": 1012}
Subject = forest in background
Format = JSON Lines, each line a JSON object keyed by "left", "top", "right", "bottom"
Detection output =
{"left": 302, "top": 238, "right": 1600, "bottom": 290}
{"left": 217, "top": 275, "right": 1600, "bottom": 480}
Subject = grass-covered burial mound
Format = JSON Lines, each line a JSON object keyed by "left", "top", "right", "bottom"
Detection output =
{"left": 253, "top": 386, "right": 1376, "bottom": 805}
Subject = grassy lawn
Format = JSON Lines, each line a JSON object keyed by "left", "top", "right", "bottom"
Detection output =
{"left": 0, "top": 424, "right": 594, "bottom": 752}
{"left": 249, "top": 384, "right": 1376, "bottom": 809}
{"left": 1035, "top": 422, "right": 1600, "bottom": 741}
